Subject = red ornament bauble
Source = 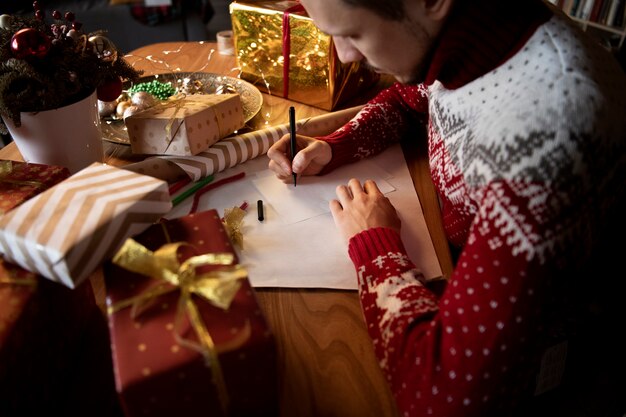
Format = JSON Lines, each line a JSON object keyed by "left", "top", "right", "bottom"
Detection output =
{"left": 97, "top": 77, "right": 123, "bottom": 102}
{"left": 10, "top": 28, "right": 51, "bottom": 59}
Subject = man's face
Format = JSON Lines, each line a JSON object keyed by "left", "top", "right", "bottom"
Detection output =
{"left": 300, "top": 0, "right": 433, "bottom": 84}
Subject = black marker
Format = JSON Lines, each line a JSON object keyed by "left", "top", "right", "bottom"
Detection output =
{"left": 289, "top": 106, "right": 297, "bottom": 186}
{"left": 257, "top": 199, "right": 264, "bottom": 222}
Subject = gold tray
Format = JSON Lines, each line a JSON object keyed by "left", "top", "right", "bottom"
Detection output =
{"left": 101, "top": 72, "right": 263, "bottom": 145}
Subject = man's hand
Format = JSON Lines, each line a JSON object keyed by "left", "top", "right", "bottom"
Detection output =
{"left": 267, "top": 134, "right": 331, "bottom": 183}
{"left": 330, "top": 178, "right": 401, "bottom": 243}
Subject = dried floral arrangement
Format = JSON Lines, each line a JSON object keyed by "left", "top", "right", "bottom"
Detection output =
{"left": 0, "top": 2, "right": 142, "bottom": 134}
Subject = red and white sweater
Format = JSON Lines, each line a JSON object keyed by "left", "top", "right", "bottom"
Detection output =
{"left": 318, "top": 1, "right": 626, "bottom": 416}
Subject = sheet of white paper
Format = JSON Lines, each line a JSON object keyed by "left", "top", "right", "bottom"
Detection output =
{"left": 252, "top": 160, "right": 395, "bottom": 225}
{"left": 166, "top": 144, "right": 442, "bottom": 290}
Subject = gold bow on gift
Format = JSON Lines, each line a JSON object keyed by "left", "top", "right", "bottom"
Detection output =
{"left": 108, "top": 238, "right": 249, "bottom": 414}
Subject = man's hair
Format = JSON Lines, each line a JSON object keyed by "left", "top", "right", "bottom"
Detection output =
{"left": 342, "top": 0, "right": 406, "bottom": 20}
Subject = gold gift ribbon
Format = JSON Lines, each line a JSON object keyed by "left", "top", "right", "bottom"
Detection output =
{"left": 0, "top": 259, "right": 37, "bottom": 287}
{"left": 0, "top": 160, "right": 44, "bottom": 188}
{"left": 0, "top": 160, "right": 45, "bottom": 215}
{"left": 0, "top": 161, "right": 12, "bottom": 176}
{"left": 108, "top": 237, "right": 249, "bottom": 414}
{"left": 0, "top": 275, "right": 37, "bottom": 286}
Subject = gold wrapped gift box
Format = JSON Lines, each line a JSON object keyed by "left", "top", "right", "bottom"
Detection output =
{"left": 230, "top": 1, "right": 380, "bottom": 110}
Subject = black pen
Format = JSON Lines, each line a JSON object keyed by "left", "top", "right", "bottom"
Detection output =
{"left": 289, "top": 106, "right": 297, "bottom": 186}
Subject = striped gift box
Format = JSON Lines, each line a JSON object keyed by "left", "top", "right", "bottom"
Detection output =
{"left": 0, "top": 163, "right": 172, "bottom": 289}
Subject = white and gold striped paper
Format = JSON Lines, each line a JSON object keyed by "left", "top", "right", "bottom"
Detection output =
{"left": 0, "top": 163, "right": 172, "bottom": 289}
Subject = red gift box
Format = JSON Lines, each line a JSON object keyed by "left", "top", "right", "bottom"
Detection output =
{"left": 0, "top": 160, "right": 70, "bottom": 214}
{"left": 0, "top": 159, "right": 120, "bottom": 415}
{"left": 0, "top": 259, "right": 121, "bottom": 416}
{"left": 105, "top": 209, "right": 278, "bottom": 417}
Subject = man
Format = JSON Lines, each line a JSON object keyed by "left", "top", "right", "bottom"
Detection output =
{"left": 267, "top": 0, "right": 626, "bottom": 415}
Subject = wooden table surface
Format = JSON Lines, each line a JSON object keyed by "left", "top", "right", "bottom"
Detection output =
{"left": 0, "top": 41, "right": 452, "bottom": 417}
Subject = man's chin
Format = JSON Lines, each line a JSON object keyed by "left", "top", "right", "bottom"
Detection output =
{"left": 394, "top": 74, "right": 421, "bottom": 85}
{"left": 398, "top": 68, "right": 427, "bottom": 85}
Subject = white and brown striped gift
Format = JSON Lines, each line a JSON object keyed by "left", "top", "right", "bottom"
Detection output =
{"left": 0, "top": 163, "right": 172, "bottom": 289}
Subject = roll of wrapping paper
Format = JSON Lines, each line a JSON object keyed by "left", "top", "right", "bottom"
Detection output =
{"left": 123, "top": 105, "right": 364, "bottom": 182}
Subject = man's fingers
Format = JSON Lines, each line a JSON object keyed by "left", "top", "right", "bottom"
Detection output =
{"left": 363, "top": 179, "right": 381, "bottom": 194}
{"left": 335, "top": 184, "right": 353, "bottom": 203}
{"left": 267, "top": 135, "right": 293, "bottom": 173}
{"left": 329, "top": 199, "right": 343, "bottom": 215}
{"left": 347, "top": 178, "right": 367, "bottom": 198}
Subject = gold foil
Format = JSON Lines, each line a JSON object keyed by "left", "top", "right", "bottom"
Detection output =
{"left": 230, "top": 1, "right": 379, "bottom": 110}
{"left": 222, "top": 206, "right": 246, "bottom": 250}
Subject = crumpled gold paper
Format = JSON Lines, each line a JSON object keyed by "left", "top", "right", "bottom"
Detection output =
{"left": 223, "top": 206, "right": 247, "bottom": 249}
{"left": 230, "top": 1, "right": 380, "bottom": 110}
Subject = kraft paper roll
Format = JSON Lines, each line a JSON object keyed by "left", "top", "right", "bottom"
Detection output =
{"left": 123, "top": 105, "right": 364, "bottom": 182}
{"left": 216, "top": 30, "right": 235, "bottom": 56}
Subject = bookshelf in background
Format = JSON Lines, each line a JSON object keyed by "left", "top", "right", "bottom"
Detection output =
{"left": 546, "top": 0, "right": 626, "bottom": 51}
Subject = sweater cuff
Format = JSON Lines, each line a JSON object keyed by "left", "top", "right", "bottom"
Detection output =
{"left": 348, "top": 227, "right": 407, "bottom": 266}
{"left": 316, "top": 131, "right": 358, "bottom": 175}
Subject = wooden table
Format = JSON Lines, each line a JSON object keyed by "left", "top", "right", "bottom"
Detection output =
{"left": 0, "top": 41, "right": 452, "bottom": 417}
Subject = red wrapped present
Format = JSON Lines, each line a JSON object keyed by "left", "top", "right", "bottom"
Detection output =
{"left": 0, "top": 259, "right": 121, "bottom": 416}
{"left": 0, "top": 159, "right": 120, "bottom": 415}
{"left": 105, "top": 209, "right": 278, "bottom": 417}
{"left": 0, "top": 160, "right": 70, "bottom": 214}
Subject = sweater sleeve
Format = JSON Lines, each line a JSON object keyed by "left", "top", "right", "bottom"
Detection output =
{"left": 318, "top": 82, "right": 429, "bottom": 174}
{"left": 350, "top": 183, "right": 554, "bottom": 416}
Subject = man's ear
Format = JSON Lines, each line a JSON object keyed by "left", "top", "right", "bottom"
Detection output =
{"left": 422, "top": 0, "right": 455, "bottom": 21}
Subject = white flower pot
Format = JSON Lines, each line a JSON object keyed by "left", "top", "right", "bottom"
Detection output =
{"left": 3, "top": 90, "right": 104, "bottom": 174}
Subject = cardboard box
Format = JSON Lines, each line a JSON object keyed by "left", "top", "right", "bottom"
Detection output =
{"left": 105, "top": 209, "right": 278, "bottom": 417}
{"left": 125, "top": 94, "right": 245, "bottom": 156}
{"left": 0, "top": 163, "right": 172, "bottom": 289}
{"left": 230, "top": 1, "right": 380, "bottom": 110}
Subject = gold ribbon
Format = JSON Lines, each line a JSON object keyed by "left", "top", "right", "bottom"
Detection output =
{"left": 108, "top": 237, "right": 249, "bottom": 414}
{"left": 160, "top": 93, "right": 187, "bottom": 144}
{"left": 0, "top": 161, "right": 12, "bottom": 176}
{"left": 0, "top": 258, "right": 37, "bottom": 287}
{"left": 0, "top": 160, "right": 43, "bottom": 188}
{"left": 222, "top": 206, "right": 246, "bottom": 250}
{"left": 0, "top": 161, "right": 45, "bottom": 215}
{"left": 0, "top": 276, "right": 37, "bottom": 286}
